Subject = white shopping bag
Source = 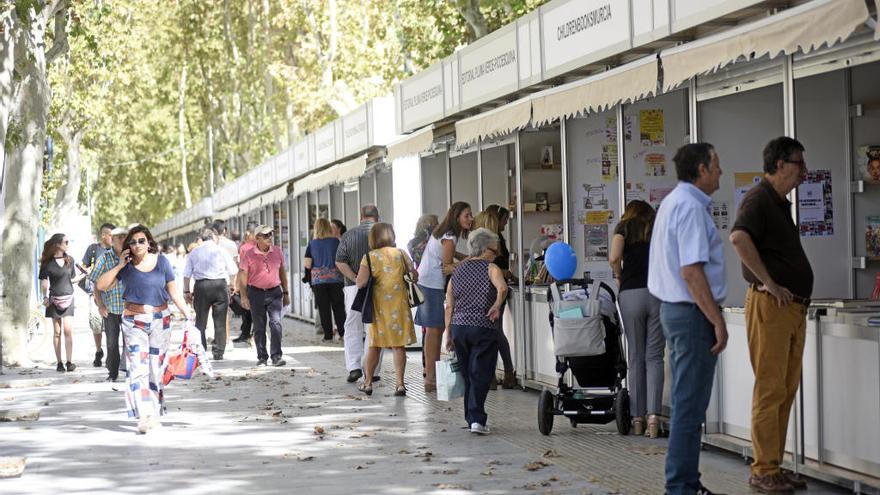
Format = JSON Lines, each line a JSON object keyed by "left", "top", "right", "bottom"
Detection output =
{"left": 436, "top": 354, "right": 465, "bottom": 401}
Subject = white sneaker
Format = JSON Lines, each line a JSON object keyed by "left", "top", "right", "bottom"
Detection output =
{"left": 136, "top": 416, "right": 152, "bottom": 434}
{"left": 470, "top": 422, "right": 490, "bottom": 435}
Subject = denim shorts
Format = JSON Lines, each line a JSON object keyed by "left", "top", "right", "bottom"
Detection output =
{"left": 414, "top": 285, "right": 445, "bottom": 328}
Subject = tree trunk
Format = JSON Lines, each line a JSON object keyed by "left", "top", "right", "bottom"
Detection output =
{"left": 0, "top": 10, "right": 54, "bottom": 367}
{"left": 49, "top": 126, "right": 84, "bottom": 232}
{"left": 457, "top": 0, "right": 489, "bottom": 40}
{"left": 0, "top": 11, "right": 14, "bottom": 190}
{"left": 178, "top": 63, "right": 192, "bottom": 209}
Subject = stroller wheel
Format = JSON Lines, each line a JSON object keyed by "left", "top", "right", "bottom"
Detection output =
{"left": 538, "top": 389, "right": 555, "bottom": 435}
{"left": 615, "top": 388, "right": 631, "bottom": 435}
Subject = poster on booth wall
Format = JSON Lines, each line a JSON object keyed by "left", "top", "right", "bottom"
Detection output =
{"left": 639, "top": 109, "right": 665, "bottom": 146}
{"left": 625, "top": 182, "right": 648, "bottom": 204}
{"left": 857, "top": 145, "right": 880, "bottom": 182}
{"left": 581, "top": 210, "right": 611, "bottom": 261}
{"left": 644, "top": 153, "right": 667, "bottom": 177}
{"left": 734, "top": 172, "right": 764, "bottom": 214}
{"left": 710, "top": 201, "right": 730, "bottom": 231}
{"left": 581, "top": 183, "right": 609, "bottom": 210}
{"left": 866, "top": 216, "right": 880, "bottom": 257}
{"left": 601, "top": 144, "right": 618, "bottom": 181}
{"left": 798, "top": 169, "right": 834, "bottom": 237}
{"left": 648, "top": 184, "right": 675, "bottom": 209}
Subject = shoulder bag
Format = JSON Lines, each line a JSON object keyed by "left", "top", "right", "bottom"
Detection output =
{"left": 399, "top": 249, "right": 424, "bottom": 307}
{"left": 351, "top": 251, "right": 375, "bottom": 324}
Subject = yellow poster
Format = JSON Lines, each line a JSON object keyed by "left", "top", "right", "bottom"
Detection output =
{"left": 644, "top": 152, "right": 666, "bottom": 177}
{"left": 734, "top": 172, "right": 764, "bottom": 213}
{"left": 639, "top": 109, "right": 665, "bottom": 146}
{"left": 584, "top": 210, "right": 612, "bottom": 225}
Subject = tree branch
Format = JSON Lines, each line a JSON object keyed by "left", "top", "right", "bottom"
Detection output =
{"left": 45, "top": 6, "right": 68, "bottom": 66}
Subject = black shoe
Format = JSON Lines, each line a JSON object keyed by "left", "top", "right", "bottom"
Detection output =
{"left": 256, "top": 359, "right": 268, "bottom": 366}
{"left": 105, "top": 376, "right": 117, "bottom": 382}
{"left": 272, "top": 357, "right": 286, "bottom": 367}
{"left": 66, "top": 361, "right": 76, "bottom": 372}
{"left": 93, "top": 349, "right": 104, "bottom": 367}
{"left": 696, "top": 485, "right": 724, "bottom": 495}
{"left": 56, "top": 362, "right": 65, "bottom": 372}
{"left": 233, "top": 334, "right": 251, "bottom": 343}
{"left": 372, "top": 376, "right": 380, "bottom": 382}
{"left": 212, "top": 353, "right": 224, "bottom": 361}
{"left": 322, "top": 337, "right": 333, "bottom": 342}
{"left": 347, "top": 369, "right": 363, "bottom": 383}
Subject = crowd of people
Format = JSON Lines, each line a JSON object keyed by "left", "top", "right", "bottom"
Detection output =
{"left": 38, "top": 136, "right": 815, "bottom": 494}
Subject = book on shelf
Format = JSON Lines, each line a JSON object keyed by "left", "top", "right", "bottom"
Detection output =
{"left": 867, "top": 215, "right": 880, "bottom": 257}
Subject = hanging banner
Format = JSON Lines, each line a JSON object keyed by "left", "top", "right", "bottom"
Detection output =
{"left": 798, "top": 169, "right": 833, "bottom": 237}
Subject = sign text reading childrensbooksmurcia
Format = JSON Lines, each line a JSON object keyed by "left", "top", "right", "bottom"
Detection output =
{"left": 557, "top": 4, "right": 612, "bottom": 41}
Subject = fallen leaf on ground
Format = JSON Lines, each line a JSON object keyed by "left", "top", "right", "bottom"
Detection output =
{"left": 524, "top": 460, "right": 551, "bottom": 471}
{"left": 313, "top": 425, "right": 325, "bottom": 435}
{"left": 543, "top": 449, "right": 561, "bottom": 458}
{"left": 433, "top": 483, "right": 471, "bottom": 490}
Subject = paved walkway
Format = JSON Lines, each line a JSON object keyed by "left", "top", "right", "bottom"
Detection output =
{"left": 0, "top": 300, "right": 847, "bottom": 494}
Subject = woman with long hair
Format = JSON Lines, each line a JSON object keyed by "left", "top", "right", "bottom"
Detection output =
{"left": 305, "top": 218, "right": 346, "bottom": 342}
{"left": 609, "top": 200, "right": 664, "bottom": 438}
{"left": 407, "top": 214, "right": 439, "bottom": 269}
{"left": 472, "top": 205, "right": 517, "bottom": 389}
{"left": 39, "top": 233, "right": 87, "bottom": 372}
{"left": 97, "top": 224, "right": 191, "bottom": 434}
{"left": 415, "top": 201, "right": 473, "bottom": 392}
{"left": 355, "top": 223, "right": 417, "bottom": 396}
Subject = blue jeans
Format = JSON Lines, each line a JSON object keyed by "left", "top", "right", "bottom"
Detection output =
{"left": 660, "top": 302, "right": 718, "bottom": 495}
{"left": 450, "top": 324, "right": 499, "bottom": 426}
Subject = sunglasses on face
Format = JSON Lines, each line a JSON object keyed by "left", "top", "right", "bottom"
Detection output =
{"left": 61, "top": 240, "right": 69, "bottom": 245}
{"left": 128, "top": 238, "right": 148, "bottom": 246}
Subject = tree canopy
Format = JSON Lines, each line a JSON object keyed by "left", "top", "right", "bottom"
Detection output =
{"left": 43, "top": 0, "right": 548, "bottom": 229}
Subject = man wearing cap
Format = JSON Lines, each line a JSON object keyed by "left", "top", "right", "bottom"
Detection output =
{"left": 89, "top": 225, "right": 129, "bottom": 382}
{"left": 83, "top": 222, "right": 115, "bottom": 367}
{"left": 239, "top": 225, "right": 289, "bottom": 366}
{"left": 184, "top": 226, "right": 238, "bottom": 361}
{"left": 232, "top": 221, "right": 258, "bottom": 343}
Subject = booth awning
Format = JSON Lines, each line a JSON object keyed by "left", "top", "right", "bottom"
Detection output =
{"left": 386, "top": 125, "right": 434, "bottom": 162}
{"left": 661, "top": 0, "right": 870, "bottom": 91}
{"left": 455, "top": 98, "right": 532, "bottom": 147}
{"left": 531, "top": 57, "right": 658, "bottom": 126}
{"left": 292, "top": 154, "right": 367, "bottom": 197}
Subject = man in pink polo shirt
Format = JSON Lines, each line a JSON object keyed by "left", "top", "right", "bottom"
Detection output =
{"left": 232, "top": 221, "right": 258, "bottom": 343}
{"left": 239, "top": 225, "right": 290, "bottom": 366}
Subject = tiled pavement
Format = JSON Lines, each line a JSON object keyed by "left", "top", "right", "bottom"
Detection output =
{"left": 0, "top": 306, "right": 849, "bottom": 494}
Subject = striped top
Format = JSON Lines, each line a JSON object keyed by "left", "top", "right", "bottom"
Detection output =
{"left": 335, "top": 220, "right": 374, "bottom": 286}
{"left": 450, "top": 259, "right": 500, "bottom": 330}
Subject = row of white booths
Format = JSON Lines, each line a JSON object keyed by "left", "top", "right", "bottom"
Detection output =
{"left": 154, "top": 0, "right": 880, "bottom": 490}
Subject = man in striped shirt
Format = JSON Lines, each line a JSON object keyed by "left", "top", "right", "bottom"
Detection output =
{"left": 335, "top": 205, "right": 384, "bottom": 383}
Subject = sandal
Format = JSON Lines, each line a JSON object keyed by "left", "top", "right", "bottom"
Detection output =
{"left": 358, "top": 383, "right": 373, "bottom": 396}
{"left": 632, "top": 416, "right": 645, "bottom": 436}
{"left": 394, "top": 384, "right": 407, "bottom": 397}
{"left": 646, "top": 414, "right": 660, "bottom": 439}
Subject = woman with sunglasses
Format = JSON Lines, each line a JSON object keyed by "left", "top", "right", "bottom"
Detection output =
{"left": 39, "top": 233, "right": 87, "bottom": 372}
{"left": 96, "top": 224, "right": 190, "bottom": 434}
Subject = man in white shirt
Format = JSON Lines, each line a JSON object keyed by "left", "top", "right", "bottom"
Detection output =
{"left": 648, "top": 142, "right": 727, "bottom": 495}
{"left": 184, "top": 227, "right": 238, "bottom": 360}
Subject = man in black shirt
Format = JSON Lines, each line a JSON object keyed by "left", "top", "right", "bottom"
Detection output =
{"left": 730, "top": 137, "right": 813, "bottom": 493}
{"left": 83, "top": 223, "right": 115, "bottom": 367}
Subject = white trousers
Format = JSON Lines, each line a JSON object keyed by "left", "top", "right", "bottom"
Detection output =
{"left": 343, "top": 285, "right": 383, "bottom": 373}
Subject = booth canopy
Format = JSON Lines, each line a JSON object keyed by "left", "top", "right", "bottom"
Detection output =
{"left": 386, "top": 125, "right": 434, "bottom": 162}
{"left": 531, "top": 56, "right": 658, "bottom": 126}
{"left": 292, "top": 154, "right": 367, "bottom": 197}
{"left": 661, "top": 0, "right": 870, "bottom": 91}
{"left": 454, "top": 98, "right": 532, "bottom": 147}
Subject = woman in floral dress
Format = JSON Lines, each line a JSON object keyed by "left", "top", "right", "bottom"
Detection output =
{"left": 355, "top": 222, "right": 417, "bottom": 396}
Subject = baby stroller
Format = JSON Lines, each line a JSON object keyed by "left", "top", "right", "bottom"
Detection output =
{"left": 537, "top": 278, "right": 630, "bottom": 435}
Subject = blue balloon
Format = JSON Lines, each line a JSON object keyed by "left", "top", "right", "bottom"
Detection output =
{"left": 544, "top": 241, "right": 577, "bottom": 281}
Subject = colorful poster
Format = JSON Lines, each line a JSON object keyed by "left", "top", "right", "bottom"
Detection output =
{"left": 734, "top": 172, "right": 764, "bottom": 214}
{"left": 584, "top": 223, "right": 609, "bottom": 261}
{"left": 584, "top": 210, "right": 612, "bottom": 225}
{"left": 644, "top": 153, "right": 667, "bottom": 177}
{"left": 639, "top": 109, "right": 665, "bottom": 146}
{"left": 857, "top": 145, "right": 880, "bottom": 182}
{"left": 798, "top": 169, "right": 833, "bottom": 237}
{"left": 867, "top": 216, "right": 880, "bottom": 257}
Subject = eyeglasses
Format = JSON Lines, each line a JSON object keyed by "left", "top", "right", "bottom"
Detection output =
{"left": 128, "top": 238, "right": 148, "bottom": 246}
{"left": 785, "top": 159, "right": 806, "bottom": 168}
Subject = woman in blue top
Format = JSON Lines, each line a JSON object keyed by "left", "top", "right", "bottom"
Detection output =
{"left": 96, "top": 224, "right": 190, "bottom": 434}
{"left": 305, "top": 218, "right": 346, "bottom": 342}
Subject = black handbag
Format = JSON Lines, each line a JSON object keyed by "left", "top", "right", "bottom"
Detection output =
{"left": 351, "top": 251, "right": 375, "bottom": 324}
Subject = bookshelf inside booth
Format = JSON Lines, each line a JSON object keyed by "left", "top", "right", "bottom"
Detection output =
{"left": 516, "top": 125, "right": 563, "bottom": 285}
{"left": 849, "top": 62, "right": 880, "bottom": 298}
